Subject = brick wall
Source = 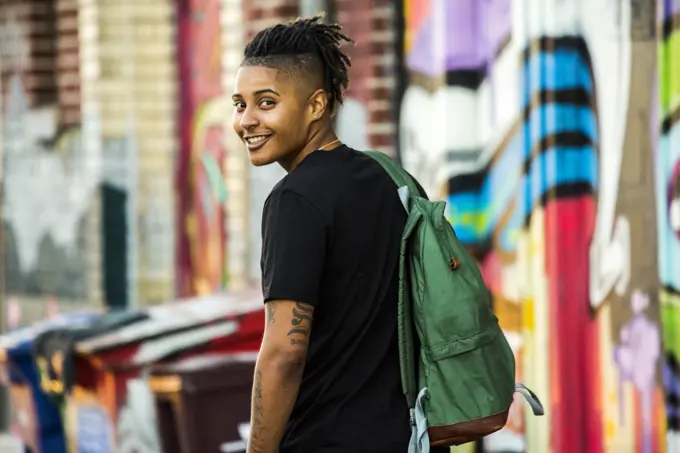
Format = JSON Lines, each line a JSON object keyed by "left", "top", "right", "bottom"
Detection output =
{"left": 334, "top": 0, "right": 396, "bottom": 156}
{"left": 243, "top": 0, "right": 299, "bottom": 42}
{"left": 56, "top": 0, "right": 79, "bottom": 125}
{"left": 21, "top": 1, "right": 58, "bottom": 107}
{"left": 88, "top": 0, "right": 177, "bottom": 306}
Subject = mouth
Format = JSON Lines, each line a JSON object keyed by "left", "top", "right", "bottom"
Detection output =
{"left": 244, "top": 134, "right": 272, "bottom": 151}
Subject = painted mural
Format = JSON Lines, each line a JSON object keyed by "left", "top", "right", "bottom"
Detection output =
{"left": 177, "top": 0, "right": 229, "bottom": 297}
{"left": 397, "top": 0, "right": 676, "bottom": 452}
{"left": 0, "top": 4, "right": 99, "bottom": 314}
{"left": 657, "top": 0, "right": 680, "bottom": 450}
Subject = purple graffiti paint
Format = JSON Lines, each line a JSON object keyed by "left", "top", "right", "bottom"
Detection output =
{"left": 664, "top": 0, "right": 680, "bottom": 17}
{"left": 662, "top": 361, "right": 680, "bottom": 420}
{"left": 406, "top": 0, "right": 511, "bottom": 77}
{"left": 613, "top": 291, "right": 661, "bottom": 453}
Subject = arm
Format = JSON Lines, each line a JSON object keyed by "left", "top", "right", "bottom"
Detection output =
{"left": 248, "top": 300, "right": 314, "bottom": 453}
{"left": 247, "top": 189, "right": 327, "bottom": 453}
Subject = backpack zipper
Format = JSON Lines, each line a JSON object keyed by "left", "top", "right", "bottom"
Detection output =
{"left": 432, "top": 201, "right": 460, "bottom": 272}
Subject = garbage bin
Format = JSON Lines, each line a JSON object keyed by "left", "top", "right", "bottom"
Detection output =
{"left": 0, "top": 312, "right": 101, "bottom": 453}
{"left": 32, "top": 310, "right": 150, "bottom": 453}
{"left": 148, "top": 353, "right": 256, "bottom": 453}
{"left": 72, "top": 290, "right": 264, "bottom": 453}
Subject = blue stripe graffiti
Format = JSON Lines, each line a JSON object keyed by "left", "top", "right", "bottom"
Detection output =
{"left": 446, "top": 39, "right": 599, "bottom": 253}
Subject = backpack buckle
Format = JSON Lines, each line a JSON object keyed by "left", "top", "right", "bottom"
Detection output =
{"left": 448, "top": 257, "right": 460, "bottom": 271}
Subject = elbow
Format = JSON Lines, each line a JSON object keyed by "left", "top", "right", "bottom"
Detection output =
{"left": 258, "top": 348, "right": 307, "bottom": 380}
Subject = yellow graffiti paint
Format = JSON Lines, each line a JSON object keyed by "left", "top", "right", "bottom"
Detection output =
{"left": 522, "top": 298, "right": 534, "bottom": 333}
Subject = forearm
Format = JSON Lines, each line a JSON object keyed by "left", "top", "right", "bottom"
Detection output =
{"left": 247, "top": 354, "right": 305, "bottom": 453}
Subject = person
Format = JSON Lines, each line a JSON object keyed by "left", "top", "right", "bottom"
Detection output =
{"left": 232, "top": 14, "right": 444, "bottom": 453}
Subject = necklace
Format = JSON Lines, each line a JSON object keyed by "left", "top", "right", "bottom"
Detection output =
{"left": 318, "top": 139, "right": 341, "bottom": 151}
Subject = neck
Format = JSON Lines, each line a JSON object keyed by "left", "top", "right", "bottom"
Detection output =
{"left": 281, "top": 128, "right": 340, "bottom": 173}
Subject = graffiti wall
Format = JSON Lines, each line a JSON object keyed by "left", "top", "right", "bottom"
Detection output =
{"left": 657, "top": 0, "right": 680, "bottom": 450}
{"left": 176, "top": 0, "right": 229, "bottom": 297}
{"left": 0, "top": 2, "right": 101, "bottom": 318}
{"left": 397, "top": 0, "right": 675, "bottom": 451}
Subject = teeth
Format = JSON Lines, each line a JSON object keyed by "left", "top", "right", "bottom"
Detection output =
{"left": 246, "top": 135, "right": 269, "bottom": 144}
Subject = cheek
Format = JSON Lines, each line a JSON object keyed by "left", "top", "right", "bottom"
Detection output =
{"left": 267, "top": 111, "right": 300, "bottom": 138}
{"left": 278, "top": 110, "right": 308, "bottom": 137}
{"left": 231, "top": 113, "right": 241, "bottom": 134}
{"left": 267, "top": 109, "right": 294, "bottom": 129}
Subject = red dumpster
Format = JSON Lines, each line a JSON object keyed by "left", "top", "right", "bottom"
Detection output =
{"left": 148, "top": 353, "right": 256, "bottom": 453}
{"left": 70, "top": 290, "right": 263, "bottom": 453}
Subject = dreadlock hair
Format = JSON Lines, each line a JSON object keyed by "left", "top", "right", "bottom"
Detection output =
{"left": 242, "top": 13, "right": 354, "bottom": 114}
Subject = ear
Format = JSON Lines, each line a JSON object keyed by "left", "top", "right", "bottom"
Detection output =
{"left": 308, "top": 89, "right": 329, "bottom": 122}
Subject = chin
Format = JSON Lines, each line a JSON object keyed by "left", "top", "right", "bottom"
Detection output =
{"left": 248, "top": 151, "right": 278, "bottom": 167}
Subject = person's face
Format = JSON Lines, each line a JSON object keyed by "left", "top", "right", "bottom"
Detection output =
{"left": 232, "top": 65, "right": 320, "bottom": 169}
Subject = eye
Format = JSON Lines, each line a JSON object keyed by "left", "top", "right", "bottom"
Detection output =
{"left": 259, "top": 99, "right": 276, "bottom": 109}
{"left": 233, "top": 100, "right": 245, "bottom": 111}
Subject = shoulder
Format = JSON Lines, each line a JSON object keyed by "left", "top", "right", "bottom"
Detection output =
{"left": 264, "top": 150, "right": 347, "bottom": 211}
{"left": 263, "top": 180, "right": 328, "bottom": 225}
{"left": 288, "top": 146, "right": 382, "bottom": 191}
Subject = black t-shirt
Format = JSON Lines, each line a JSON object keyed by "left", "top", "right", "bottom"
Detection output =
{"left": 261, "top": 145, "right": 411, "bottom": 453}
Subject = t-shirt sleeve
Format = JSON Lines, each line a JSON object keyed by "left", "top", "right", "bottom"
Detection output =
{"left": 261, "top": 188, "right": 327, "bottom": 306}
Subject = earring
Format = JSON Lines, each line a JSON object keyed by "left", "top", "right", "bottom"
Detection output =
{"left": 314, "top": 114, "right": 318, "bottom": 119}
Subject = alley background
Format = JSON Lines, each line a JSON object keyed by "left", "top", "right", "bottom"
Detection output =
{"left": 0, "top": 0, "right": 677, "bottom": 452}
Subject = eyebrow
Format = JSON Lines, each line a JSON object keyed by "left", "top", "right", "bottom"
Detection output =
{"left": 232, "top": 88, "right": 280, "bottom": 98}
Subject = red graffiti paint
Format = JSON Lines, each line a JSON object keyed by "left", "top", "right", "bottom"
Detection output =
{"left": 544, "top": 196, "right": 602, "bottom": 453}
{"left": 176, "top": 0, "right": 228, "bottom": 297}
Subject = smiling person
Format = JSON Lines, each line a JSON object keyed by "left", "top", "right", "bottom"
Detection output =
{"left": 232, "top": 14, "right": 436, "bottom": 453}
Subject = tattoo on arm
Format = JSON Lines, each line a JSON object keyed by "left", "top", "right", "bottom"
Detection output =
{"left": 250, "top": 369, "right": 265, "bottom": 452}
{"left": 287, "top": 302, "right": 313, "bottom": 346}
{"left": 265, "top": 303, "right": 276, "bottom": 325}
{"left": 248, "top": 301, "right": 312, "bottom": 452}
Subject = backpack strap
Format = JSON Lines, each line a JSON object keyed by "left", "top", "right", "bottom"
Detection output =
{"left": 515, "top": 383, "right": 545, "bottom": 416}
{"left": 363, "top": 151, "right": 423, "bottom": 202}
{"left": 363, "top": 150, "right": 420, "bottom": 410}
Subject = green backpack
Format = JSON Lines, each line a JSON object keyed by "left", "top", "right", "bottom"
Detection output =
{"left": 364, "top": 151, "right": 544, "bottom": 452}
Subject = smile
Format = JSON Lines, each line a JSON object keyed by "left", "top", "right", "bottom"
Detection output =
{"left": 244, "top": 134, "right": 272, "bottom": 150}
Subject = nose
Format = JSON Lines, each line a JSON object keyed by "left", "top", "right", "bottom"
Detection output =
{"left": 239, "top": 107, "right": 259, "bottom": 130}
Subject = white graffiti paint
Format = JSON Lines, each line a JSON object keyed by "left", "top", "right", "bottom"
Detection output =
{"left": 3, "top": 74, "right": 101, "bottom": 272}
{"left": 116, "top": 378, "right": 161, "bottom": 453}
{"left": 249, "top": 163, "right": 285, "bottom": 282}
{"left": 102, "top": 138, "right": 132, "bottom": 192}
{"left": 140, "top": 175, "right": 174, "bottom": 279}
{"left": 399, "top": 84, "right": 481, "bottom": 199}
{"left": 671, "top": 195, "right": 680, "bottom": 234}
{"left": 583, "top": 0, "right": 633, "bottom": 309}
{"left": 336, "top": 98, "right": 370, "bottom": 151}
